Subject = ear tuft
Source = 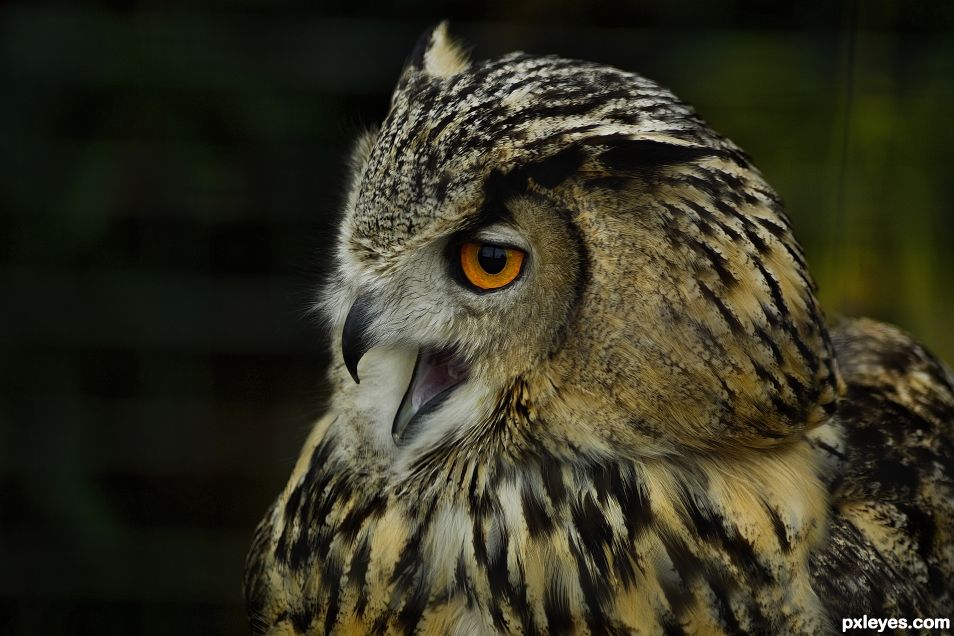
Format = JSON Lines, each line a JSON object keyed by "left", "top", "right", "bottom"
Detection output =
{"left": 407, "top": 21, "right": 469, "bottom": 79}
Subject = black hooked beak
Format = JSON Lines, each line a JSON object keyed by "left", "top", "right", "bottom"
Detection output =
{"left": 341, "top": 293, "right": 377, "bottom": 384}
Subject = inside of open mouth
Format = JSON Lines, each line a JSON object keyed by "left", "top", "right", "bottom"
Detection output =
{"left": 393, "top": 348, "right": 470, "bottom": 444}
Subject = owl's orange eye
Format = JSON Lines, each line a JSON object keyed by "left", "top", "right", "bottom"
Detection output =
{"left": 459, "top": 242, "right": 525, "bottom": 290}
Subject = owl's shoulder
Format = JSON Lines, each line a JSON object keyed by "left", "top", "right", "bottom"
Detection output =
{"left": 833, "top": 317, "right": 954, "bottom": 411}
{"left": 830, "top": 318, "right": 954, "bottom": 494}
{"left": 810, "top": 318, "right": 954, "bottom": 617}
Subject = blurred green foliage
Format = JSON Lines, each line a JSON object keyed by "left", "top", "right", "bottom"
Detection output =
{"left": 1, "top": 1, "right": 951, "bottom": 634}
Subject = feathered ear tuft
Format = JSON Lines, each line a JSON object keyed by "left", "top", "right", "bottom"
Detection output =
{"left": 406, "top": 21, "right": 470, "bottom": 79}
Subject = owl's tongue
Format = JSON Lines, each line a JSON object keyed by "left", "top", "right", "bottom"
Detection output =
{"left": 392, "top": 348, "right": 469, "bottom": 444}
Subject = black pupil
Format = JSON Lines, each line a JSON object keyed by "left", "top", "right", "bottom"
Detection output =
{"left": 477, "top": 245, "right": 508, "bottom": 275}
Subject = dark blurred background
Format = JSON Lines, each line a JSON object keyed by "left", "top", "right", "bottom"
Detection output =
{"left": 1, "top": 1, "right": 952, "bottom": 634}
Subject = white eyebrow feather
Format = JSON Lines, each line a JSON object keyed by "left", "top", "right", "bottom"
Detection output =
{"left": 470, "top": 224, "right": 529, "bottom": 251}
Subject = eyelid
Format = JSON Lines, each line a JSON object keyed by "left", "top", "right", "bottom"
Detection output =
{"left": 470, "top": 225, "right": 528, "bottom": 251}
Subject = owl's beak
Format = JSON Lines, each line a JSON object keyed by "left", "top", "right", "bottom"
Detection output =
{"left": 341, "top": 293, "right": 377, "bottom": 383}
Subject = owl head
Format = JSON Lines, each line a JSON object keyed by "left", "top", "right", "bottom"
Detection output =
{"left": 323, "top": 24, "right": 842, "bottom": 467}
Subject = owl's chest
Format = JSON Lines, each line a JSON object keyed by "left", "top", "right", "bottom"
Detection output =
{"left": 253, "top": 452, "right": 828, "bottom": 635}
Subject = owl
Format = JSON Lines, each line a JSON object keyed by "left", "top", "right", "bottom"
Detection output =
{"left": 245, "top": 24, "right": 954, "bottom": 635}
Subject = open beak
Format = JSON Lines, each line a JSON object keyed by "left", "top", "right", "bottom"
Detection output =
{"left": 392, "top": 348, "right": 470, "bottom": 444}
{"left": 340, "top": 294, "right": 470, "bottom": 444}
